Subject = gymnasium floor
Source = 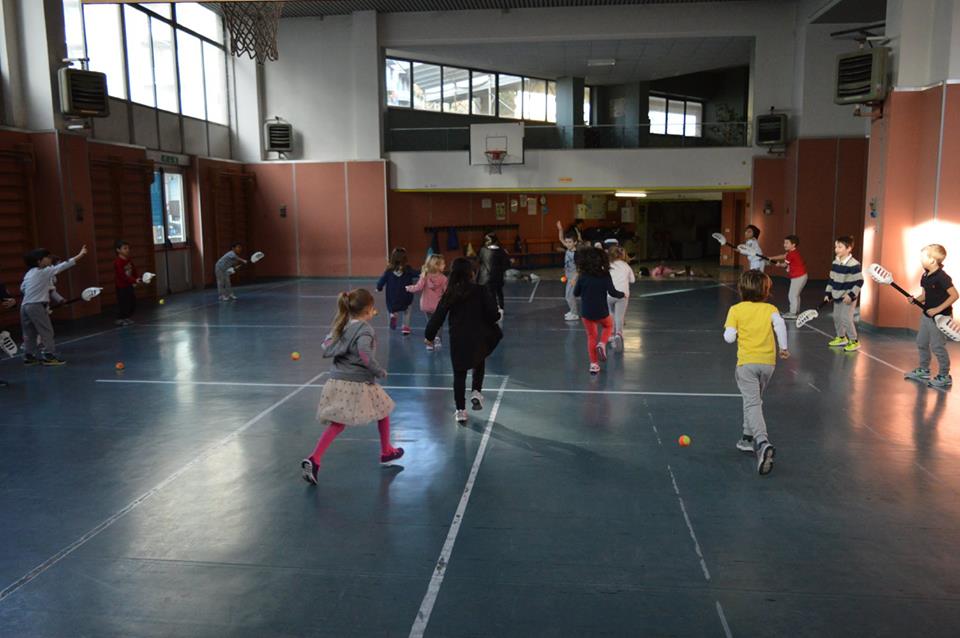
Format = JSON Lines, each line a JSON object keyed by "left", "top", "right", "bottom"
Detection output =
{"left": 2, "top": 276, "right": 959, "bottom": 638}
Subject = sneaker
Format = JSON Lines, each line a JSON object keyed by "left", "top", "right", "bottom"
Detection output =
{"left": 434, "top": 336, "right": 442, "bottom": 348}
{"left": 828, "top": 336, "right": 849, "bottom": 347}
{"left": 426, "top": 343, "right": 434, "bottom": 352}
{"left": 564, "top": 312, "right": 580, "bottom": 321}
{"left": 736, "top": 435, "right": 755, "bottom": 452}
{"left": 401, "top": 326, "right": 411, "bottom": 336}
{"left": 40, "top": 355, "right": 66, "bottom": 366}
{"left": 471, "top": 390, "right": 484, "bottom": 411}
{"left": 596, "top": 342, "right": 607, "bottom": 362}
{"left": 23, "top": 354, "right": 40, "bottom": 366}
{"left": 929, "top": 374, "right": 953, "bottom": 388}
{"left": 455, "top": 409, "right": 468, "bottom": 424}
{"left": 756, "top": 441, "right": 776, "bottom": 476}
{"left": 589, "top": 363, "right": 600, "bottom": 375}
{"left": 380, "top": 447, "right": 404, "bottom": 464}
{"left": 301, "top": 459, "right": 318, "bottom": 485}
{"left": 843, "top": 340, "right": 861, "bottom": 352}
{"left": 228, "top": 294, "right": 237, "bottom": 301}
{"left": 115, "top": 319, "right": 126, "bottom": 326}
{"left": 389, "top": 313, "right": 397, "bottom": 330}
{"left": 219, "top": 296, "right": 229, "bottom": 302}
{"left": 905, "top": 367, "right": 931, "bottom": 381}
{"left": 782, "top": 312, "right": 797, "bottom": 320}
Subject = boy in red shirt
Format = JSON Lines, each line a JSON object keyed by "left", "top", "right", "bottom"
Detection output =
{"left": 114, "top": 240, "right": 139, "bottom": 326}
{"left": 769, "top": 234, "right": 807, "bottom": 319}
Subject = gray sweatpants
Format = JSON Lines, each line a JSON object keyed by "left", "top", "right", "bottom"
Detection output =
{"left": 833, "top": 300, "right": 858, "bottom": 340}
{"left": 608, "top": 296, "right": 629, "bottom": 336}
{"left": 918, "top": 315, "right": 950, "bottom": 375}
{"left": 21, "top": 303, "right": 56, "bottom": 357}
{"left": 216, "top": 269, "right": 232, "bottom": 298}
{"left": 735, "top": 364, "right": 774, "bottom": 443}
{"left": 788, "top": 275, "right": 808, "bottom": 315}
{"left": 565, "top": 274, "right": 578, "bottom": 315}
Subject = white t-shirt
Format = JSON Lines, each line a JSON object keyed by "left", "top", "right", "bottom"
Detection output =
{"left": 609, "top": 261, "right": 636, "bottom": 297}
{"left": 745, "top": 238, "right": 765, "bottom": 271}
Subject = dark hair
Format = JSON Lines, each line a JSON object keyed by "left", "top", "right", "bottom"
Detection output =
{"left": 563, "top": 229, "right": 578, "bottom": 241}
{"left": 738, "top": 270, "right": 771, "bottom": 302}
{"left": 230, "top": 241, "right": 242, "bottom": 251}
{"left": 331, "top": 289, "right": 375, "bottom": 340}
{"left": 115, "top": 239, "right": 129, "bottom": 252}
{"left": 746, "top": 225, "right": 761, "bottom": 239}
{"left": 389, "top": 247, "right": 408, "bottom": 270}
{"left": 575, "top": 246, "right": 609, "bottom": 277}
{"left": 835, "top": 235, "right": 855, "bottom": 249}
{"left": 484, "top": 232, "right": 499, "bottom": 247}
{"left": 440, "top": 257, "right": 476, "bottom": 305}
{"left": 24, "top": 248, "right": 50, "bottom": 268}
{"left": 784, "top": 234, "right": 799, "bottom": 247}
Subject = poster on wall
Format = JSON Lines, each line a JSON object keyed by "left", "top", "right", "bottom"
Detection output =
{"left": 510, "top": 199, "right": 519, "bottom": 213}
{"left": 621, "top": 206, "right": 636, "bottom": 223}
{"left": 528, "top": 199, "right": 537, "bottom": 216}
{"left": 481, "top": 198, "right": 492, "bottom": 209}
{"left": 495, "top": 202, "right": 506, "bottom": 220}
{"left": 575, "top": 203, "right": 588, "bottom": 218}
{"left": 582, "top": 195, "right": 607, "bottom": 220}
{"left": 519, "top": 195, "right": 527, "bottom": 207}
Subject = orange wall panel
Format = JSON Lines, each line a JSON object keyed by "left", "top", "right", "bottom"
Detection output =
{"left": 295, "top": 163, "right": 349, "bottom": 277}
{"left": 347, "top": 161, "right": 389, "bottom": 277}
{"left": 937, "top": 84, "right": 960, "bottom": 227}
{"left": 795, "top": 139, "right": 840, "bottom": 279}
{"left": 247, "top": 163, "right": 298, "bottom": 278}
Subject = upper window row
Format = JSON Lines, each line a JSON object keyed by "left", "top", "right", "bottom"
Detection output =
{"left": 62, "top": 1, "right": 228, "bottom": 125}
{"left": 386, "top": 58, "right": 575, "bottom": 124}
{"left": 649, "top": 96, "right": 703, "bottom": 138}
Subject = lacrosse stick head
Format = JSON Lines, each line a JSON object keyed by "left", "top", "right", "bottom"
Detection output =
{"left": 251, "top": 251, "right": 265, "bottom": 263}
{"left": 227, "top": 267, "right": 236, "bottom": 275}
{"left": 867, "top": 263, "right": 894, "bottom": 285}
{"left": 935, "top": 315, "right": 960, "bottom": 342}
{"left": 141, "top": 272, "right": 156, "bottom": 284}
{"left": 711, "top": 232, "right": 727, "bottom": 246}
{"left": 736, "top": 243, "right": 759, "bottom": 257}
{"left": 81, "top": 287, "right": 102, "bottom": 302}
{"left": 0, "top": 330, "right": 17, "bottom": 357}
{"left": 795, "top": 309, "right": 819, "bottom": 329}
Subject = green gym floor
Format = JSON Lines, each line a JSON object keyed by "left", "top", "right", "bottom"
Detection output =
{"left": 1, "top": 276, "right": 959, "bottom": 637}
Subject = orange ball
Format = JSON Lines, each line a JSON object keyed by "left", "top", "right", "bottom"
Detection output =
{"left": 291, "top": 352, "right": 301, "bottom": 361}
{"left": 561, "top": 275, "right": 567, "bottom": 283}
{"left": 678, "top": 435, "right": 691, "bottom": 447}
{"left": 115, "top": 362, "right": 125, "bottom": 371}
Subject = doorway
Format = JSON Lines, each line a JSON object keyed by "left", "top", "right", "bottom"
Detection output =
{"left": 150, "top": 169, "right": 192, "bottom": 295}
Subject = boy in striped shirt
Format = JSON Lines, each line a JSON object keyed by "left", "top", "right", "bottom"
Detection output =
{"left": 824, "top": 235, "right": 863, "bottom": 352}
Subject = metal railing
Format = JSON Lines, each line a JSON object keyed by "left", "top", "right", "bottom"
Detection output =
{"left": 386, "top": 122, "right": 751, "bottom": 152}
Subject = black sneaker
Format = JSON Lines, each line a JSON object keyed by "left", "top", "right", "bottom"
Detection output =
{"left": 757, "top": 441, "right": 776, "bottom": 476}
{"left": 23, "top": 354, "right": 40, "bottom": 366}
{"left": 40, "top": 355, "right": 66, "bottom": 366}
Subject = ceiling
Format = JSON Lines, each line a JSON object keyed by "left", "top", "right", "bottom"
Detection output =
{"left": 389, "top": 37, "right": 752, "bottom": 84}
{"left": 270, "top": 0, "right": 793, "bottom": 18}
{"left": 812, "top": 0, "right": 885, "bottom": 24}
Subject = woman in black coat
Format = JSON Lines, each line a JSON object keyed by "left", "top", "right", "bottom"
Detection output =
{"left": 476, "top": 232, "right": 511, "bottom": 310}
{"left": 425, "top": 257, "right": 502, "bottom": 424}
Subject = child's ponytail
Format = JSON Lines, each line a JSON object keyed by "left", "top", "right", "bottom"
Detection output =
{"left": 330, "top": 288, "right": 376, "bottom": 340}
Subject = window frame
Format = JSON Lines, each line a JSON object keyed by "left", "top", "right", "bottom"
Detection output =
{"left": 648, "top": 93, "right": 704, "bottom": 138}
{"left": 151, "top": 167, "right": 189, "bottom": 248}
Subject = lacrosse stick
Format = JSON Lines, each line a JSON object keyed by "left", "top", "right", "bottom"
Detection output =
{"left": 0, "top": 330, "right": 17, "bottom": 357}
{"left": 141, "top": 272, "right": 156, "bottom": 284}
{"left": 57, "top": 287, "right": 104, "bottom": 306}
{"left": 711, "top": 233, "right": 770, "bottom": 262}
{"left": 868, "top": 263, "right": 960, "bottom": 342}
{"left": 250, "top": 251, "right": 265, "bottom": 263}
{"left": 795, "top": 298, "right": 831, "bottom": 329}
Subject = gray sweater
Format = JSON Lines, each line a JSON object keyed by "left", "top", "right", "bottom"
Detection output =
{"left": 323, "top": 320, "right": 386, "bottom": 383}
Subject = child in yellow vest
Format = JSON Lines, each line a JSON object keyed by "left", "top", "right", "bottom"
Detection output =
{"left": 724, "top": 270, "right": 790, "bottom": 476}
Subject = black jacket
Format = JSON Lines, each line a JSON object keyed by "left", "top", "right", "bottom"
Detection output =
{"left": 477, "top": 245, "right": 511, "bottom": 287}
{"left": 425, "top": 283, "right": 502, "bottom": 370}
{"left": 574, "top": 272, "right": 624, "bottom": 320}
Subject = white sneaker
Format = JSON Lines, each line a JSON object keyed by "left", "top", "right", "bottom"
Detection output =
{"left": 455, "top": 409, "right": 468, "bottom": 424}
{"left": 757, "top": 441, "right": 776, "bottom": 476}
{"left": 736, "top": 436, "right": 754, "bottom": 452}
{"left": 471, "top": 390, "right": 484, "bottom": 411}
{"left": 426, "top": 343, "right": 434, "bottom": 352}
{"left": 564, "top": 312, "right": 580, "bottom": 321}
{"left": 589, "top": 363, "right": 600, "bottom": 375}
{"left": 228, "top": 294, "right": 237, "bottom": 300}
{"left": 434, "top": 336, "right": 442, "bottom": 348}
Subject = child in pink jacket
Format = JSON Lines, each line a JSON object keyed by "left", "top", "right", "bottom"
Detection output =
{"left": 407, "top": 254, "right": 448, "bottom": 351}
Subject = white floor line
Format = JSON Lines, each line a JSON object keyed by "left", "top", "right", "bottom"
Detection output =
{"left": 409, "top": 376, "right": 509, "bottom": 638}
{"left": 146, "top": 323, "right": 329, "bottom": 329}
{"left": 635, "top": 284, "right": 723, "bottom": 298}
{"left": 716, "top": 601, "right": 733, "bottom": 638}
{"left": 504, "top": 296, "right": 565, "bottom": 301}
{"left": 802, "top": 323, "right": 907, "bottom": 373}
{"left": 667, "top": 464, "right": 711, "bottom": 581}
{"left": 0, "top": 370, "right": 328, "bottom": 605}
{"left": 528, "top": 278, "right": 541, "bottom": 303}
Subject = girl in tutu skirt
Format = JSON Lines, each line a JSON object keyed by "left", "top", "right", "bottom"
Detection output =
{"left": 301, "top": 289, "right": 404, "bottom": 485}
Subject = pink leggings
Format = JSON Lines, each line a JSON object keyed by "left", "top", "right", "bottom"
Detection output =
{"left": 582, "top": 316, "right": 613, "bottom": 364}
{"left": 308, "top": 416, "right": 395, "bottom": 465}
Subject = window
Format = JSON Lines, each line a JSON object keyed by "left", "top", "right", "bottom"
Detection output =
{"left": 175, "top": 3, "right": 223, "bottom": 43}
{"left": 63, "top": 0, "right": 86, "bottom": 61}
{"left": 498, "top": 74, "right": 522, "bottom": 119}
{"left": 442, "top": 66, "right": 470, "bottom": 114}
{"left": 471, "top": 72, "right": 495, "bottom": 116}
{"left": 523, "top": 78, "right": 546, "bottom": 121}
{"left": 177, "top": 32, "right": 205, "bottom": 119}
{"left": 649, "top": 95, "right": 702, "bottom": 137}
{"left": 385, "top": 59, "right": 411, "bottom": 108}
{"left": 413, "top": 62, "right": 441, "bottom": 112}
{"left": 583, "top": 87, "right": 592, "bottom": 125}
{"left": 83, "top": 5, "right": 126, "bottom": 99}
{"left": 125, "top": 7, "right": 155, "bottom": 107}
{"left": 546, "top": 81, "right": 557, "bottom": 123}
{"left": 141, "top": 3, "right": 172, "bottom": 19}
{"left": 152, "top": 19, "right": 178, "bottom": 112}
{"left": 152, "top": 170, "right": 187, "bottom": 245}
{"left": 203, "top": 43, "right": 228, "bottom": 125}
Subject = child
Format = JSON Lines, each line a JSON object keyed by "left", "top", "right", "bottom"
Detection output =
{"left": 557, "top": 220, "right": 580, "bottom": 321}
{"left": 376, "top": 247, "right": 418, "bottom": 335}
{"left": 477, "top": 233, "right": 511, "bottom": 311}
{"left": 406, "top": 254, "right": 448, "bottom": 351}
{"left": 607, "top": 245, "right": 635, "bottom": 348}
{"left": 723, "top": 270, "right": 789, "bottom": 476}
{"left": 215, "top": 242, "right": 246, "bottom": 301}
{"left": 768, "top": 234, "right": 808, "bottom": 319}
{"left": 574, "top": 247, "right": 624, "bottom": 374}
{"left": 1, "top": 282, "right": 15, "bottom": 387}
{"left": 905, "top": 244, "right": 958, "bottom": 388}
{"left": 20, "top": 245, "right": 88, "bottom": 366}
{"left": 425, "top": 257, "right": 502, "bottom": 424}
{"left": 300, "top": 289, "right": 403, "bottom": 485}
{"left": 114, "top": 240, "right": 139, "bottom": 326}
{"left": 824, "top": 235, "right": 863, "bottom": 352}
{"left": 743, "top": 225, "right": 765, "bottom": 273}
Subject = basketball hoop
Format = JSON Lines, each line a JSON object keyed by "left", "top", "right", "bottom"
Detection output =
{"left": 220, "top": 2, "right": 284, "bottom": 64}
{"left": 485, "top": 150, "right": 506, "bottom": 175}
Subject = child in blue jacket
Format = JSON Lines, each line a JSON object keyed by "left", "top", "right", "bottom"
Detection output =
{"left": 376, "top": 247, "right": 419, "bottom": 335}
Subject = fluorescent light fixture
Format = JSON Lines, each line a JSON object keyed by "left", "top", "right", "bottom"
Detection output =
{"left": 587, "top": 59, "right": 616, "bottom": 67}
{"left": 615, "top": 191, "right": 647, "bottom": 198}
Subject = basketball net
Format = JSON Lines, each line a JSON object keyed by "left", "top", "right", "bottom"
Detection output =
{"left": 219, "top": 2, "right": 284, "bottom": 64}
{"left": 485, "top": 150, "right": 506, "bottom": 175}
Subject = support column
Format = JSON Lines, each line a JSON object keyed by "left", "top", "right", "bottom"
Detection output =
{"left": 556, "top": 76, "right": 584, "bottom": 149}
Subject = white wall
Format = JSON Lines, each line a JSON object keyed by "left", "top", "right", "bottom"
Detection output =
{"left": 259, "top": 13, "right": 382, "bottom": 162}
{"left": 797, "top": 24, "right": 870, "bottom": 137}
{"left": 388, "top": 147, "right": 755, "bottom": 191}
{"left": 886, "top": 0, "right": 960, "bottom": 87}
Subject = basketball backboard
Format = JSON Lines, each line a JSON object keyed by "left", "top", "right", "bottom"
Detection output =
{"left": 469, "top": 122, "right": 524, "bottom": 167}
